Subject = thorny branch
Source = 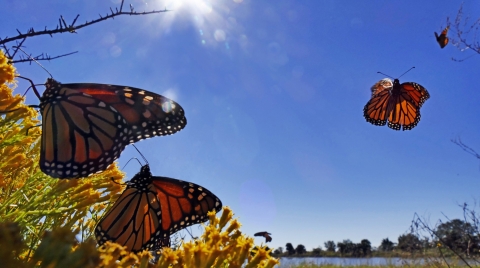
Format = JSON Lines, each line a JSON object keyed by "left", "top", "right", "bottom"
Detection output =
{"left": 0, "top": 0, "right": 168, "bottom": 62}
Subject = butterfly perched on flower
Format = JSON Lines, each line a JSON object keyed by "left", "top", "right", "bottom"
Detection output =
{"left": 363, "top": 78, "right": 430, "bottom": 131}
{"left": 95, "top": 164, "right": 222, "bottom": 252}
{"left": 17, "top": 77, "right": 186, "bottom": 178}
{"left": 435, "top": 26, "right": 449, "bottom": 48}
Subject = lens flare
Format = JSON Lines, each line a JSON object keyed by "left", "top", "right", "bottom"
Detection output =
{"left": 150, "top": 0, "right": 245, "bottom": 47}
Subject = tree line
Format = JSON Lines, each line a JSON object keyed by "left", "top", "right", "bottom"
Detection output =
{"left": 273, "top": 218, "right": 480, "bottom": 257}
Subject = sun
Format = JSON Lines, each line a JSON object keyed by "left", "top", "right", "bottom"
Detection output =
{"left": 147, "top": 0, "right": 244, "bottom": 47}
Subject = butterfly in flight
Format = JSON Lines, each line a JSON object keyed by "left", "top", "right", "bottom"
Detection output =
{"left": 363, "top": 76, "right": 430, "bottom": 131}
{"left": 254, "top": 231, "right": 272, "bottom": 243}
{"left": 16, "top": 77, "right": 186, "bottom": 179}
{"left": 95, "top": 164, "right": 222, "bottom": 253}
{"left": 435, "top": 26, "right": 449, "bottom": 48}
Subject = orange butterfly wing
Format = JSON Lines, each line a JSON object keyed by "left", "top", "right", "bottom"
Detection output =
{"left": 39, "top": 78, "right": 186, "bottom": 178}
{"left": 363, "top": 79, "right": 393, "bottom": 127}
{"left": 41, "top": 84, "right": 126, "bottom": 178}
{"left": 364, "top": 79, "right": 430, "bottom": 131}
{"left": 95, "top": 165, "right": 222, "bottom": 253}
{"left": 435, "top": 26, "right": 449, "bottom": 48}
{"left": 152, "top": 176, "right": 222, "bottom": 239}
{"left": 95, "top": 186, "right": 162, "bottom": 252}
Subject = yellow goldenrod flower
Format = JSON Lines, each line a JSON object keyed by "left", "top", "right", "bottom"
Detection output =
{"left": 226, "top": 218, "right": 242, "bottom": 234}
{"left": 157, "top": 247, "right": 179, "bottom": 268}
{"left": 263, "top": 257, "right": 281, "bottom": 268}
{"left": 218, "top": 206, "right": 233, "bottom": 229}
{"left": 245, "top": 246, "right": 269, "bottom": 268}
{"left": 0, "top": 50, "right": 16, "bottom": 84}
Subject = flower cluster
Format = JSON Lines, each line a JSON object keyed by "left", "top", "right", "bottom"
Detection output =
{"left": 154, "top": 207, "right": 279, "bottom": 268}
{"left": 0, "top": 207, "right": 280, "bottom": 267}
{"left": 0, "top": 50, "right": 125, "bottom": 262}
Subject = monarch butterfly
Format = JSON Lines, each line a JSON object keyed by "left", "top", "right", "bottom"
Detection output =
{"left": 95, "top": 164, "right": 223, "bottom": 253}
{"left": 254, "top": 231, "right": 272, "bottom": 243}
{"left": 363, "top": 78, "right": 430, "bottom": 131}
{"left": 18, "top": 77, "right": 186, "bottom": 178}
{"left": 435, "top": 26, "right": 449, "bottom": 48}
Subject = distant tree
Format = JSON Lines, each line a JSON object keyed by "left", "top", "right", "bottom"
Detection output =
{"left": 274, "top": 247, "right": 283, "bottom": 255}
{"left": 397, "top": 233, "right": 422, "bottom": 253}
{"left": 352, "top": 244, "right": 362, "bottom": 257}
{"left": 312, "top": 247, "right": 322, "bottom": 255}
{"left": 337, "top": 239, "right": 355, "bottom": 255}
{"left": 435, "top": 219, "right": 480, "bottom": 256}
{"left": 295, "top": 244, "right": 307, "bottom": 255}
{"left": 337, "top": 242, "right": 346, "bottom": 255}
{"left": 324, "top": 240, "right": 336, "bottom": 252}
{"left": 343, "top": 239, "right": 357, "bottom": 254}
{"left": 359, "top": 239, "right": 372, "bottom": 256}
{"left": 285, "top": 243, "right": 295, "bottom": 255}
{"left": 379, "top": 238, "right": 395, "bottom": 251}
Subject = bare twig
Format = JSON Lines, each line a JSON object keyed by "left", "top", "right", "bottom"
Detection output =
{"left": 451, "top": 137, "right": 480, "bottom": 160}
{"left": 411, "top": 213, "right": 473, "bottom": 267}
{"left": 461, "top": 202, "right": 480, "bottom": 265}
{"left": 10, "top": 51, "right": 79, "bottom": 64}
{"left": 447, "top": 3, "right": 480, "bottom": 61}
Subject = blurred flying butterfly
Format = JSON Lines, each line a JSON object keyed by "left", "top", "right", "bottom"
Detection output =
{"left": 95, "top": 164, "right": 223, "bottom": 253}
{"left": 363, "top": 68, "right": 430, "bottom": 131}
{"left": 435, "top": 26, "right": 449, "bottom": 48}
{"left": 17, "top": 76, "right": 187, "bottom": 178}
{"left": 254, "top": 231, "right": 272, "bottom": 243}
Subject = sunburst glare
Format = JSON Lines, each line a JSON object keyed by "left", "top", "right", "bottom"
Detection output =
{"left": 150, "top": 0, "right": 245, "bottom": 48}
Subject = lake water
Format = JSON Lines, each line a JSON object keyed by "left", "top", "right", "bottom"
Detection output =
{"left": 278, "top": 257, "right": 426, "bottom": 267}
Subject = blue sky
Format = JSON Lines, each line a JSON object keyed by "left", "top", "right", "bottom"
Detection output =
{"left": 2, "top": 0, "right": 480, "bottom": 251}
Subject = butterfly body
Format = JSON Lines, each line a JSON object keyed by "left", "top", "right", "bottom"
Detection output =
{"left": 435, "top": 26, "right": 449, "bottom": 48}
{"left": 363, "top": 78, "right": 429, "bottom": 131}
{"left": 37, "top": 78, "right": 187, "bottom": 178}
{"left": 95, "top": 165, "right": 222, "bottom": 252}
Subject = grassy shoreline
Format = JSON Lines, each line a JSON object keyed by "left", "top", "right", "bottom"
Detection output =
{"left": 276, "top": 255, "right": 473, "bottom": 268}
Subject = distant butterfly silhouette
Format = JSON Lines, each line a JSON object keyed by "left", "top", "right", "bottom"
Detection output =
{"left": 95, "top": 164, "right": 223, "bottom": 253}
{"left": 435, "top": 26, "right": 449, "bottom": 48}
{"left": 17, "top": 77, "right": 187, "bottom": 178}
{"left": 254, "top": 231, "right": 272, "bottom": 243}
{"left": 363, "top": 78, "right": 430, "bottom": 131}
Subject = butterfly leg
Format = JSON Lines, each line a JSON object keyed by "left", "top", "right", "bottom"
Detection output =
{"left": 16, "top": 76, "right": 42, "bottom": 99}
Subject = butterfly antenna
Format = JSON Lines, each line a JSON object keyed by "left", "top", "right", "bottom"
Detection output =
{"left": 132, "top": 144, "right": 149, "bottom": 166}
{"left": 376, "top": 72, "right": 394, "bottom": 79}
{"left": 14, "top": 46, "right": 53, "bottom": 78}
{"left": 122, "top": 157, "right": 142, "bottom": 169}
{"left": 397, "top": 66, "right": 415, "bottom": 78}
